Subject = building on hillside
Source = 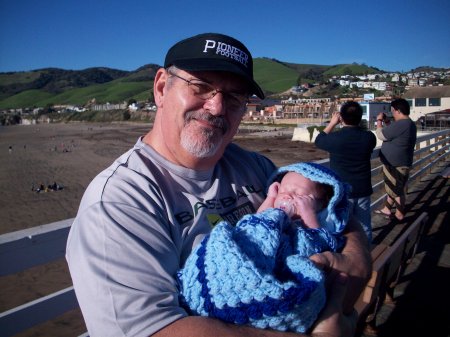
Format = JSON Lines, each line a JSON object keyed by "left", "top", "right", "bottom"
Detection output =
{"left": 91, "top": 102, "right": 127, "bottom": 111}
{"left": 282, "top": 98, "right": 334, "bottom": 120}
{"left": 245, "top": 96, "right": 263, "bottom": 120}
{"left": 402, "top": 85, "right": 450, "bottom": 121}
{"left": 264, "top": 105, "right": 283, "bottom": 119}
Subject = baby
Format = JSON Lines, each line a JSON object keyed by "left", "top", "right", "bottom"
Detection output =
{"left": 178, "top": 162, "right": 351, "bottom": 333}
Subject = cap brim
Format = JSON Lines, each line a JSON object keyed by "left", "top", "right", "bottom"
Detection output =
{"left": 172, "top": 58, "right": 265, "bottom": 99}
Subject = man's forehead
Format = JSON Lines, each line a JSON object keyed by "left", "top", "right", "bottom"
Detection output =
{"left": 181, "top": 69, "right": 251, "bottom": 90}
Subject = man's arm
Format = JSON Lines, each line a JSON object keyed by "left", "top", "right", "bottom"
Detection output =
{"left": 314, "top": 112, "right": 340, "bottom": 150}
{"left": 323, "top": 111, "right": 341, "bottom": 134}
{"left": 153, "top": 316, "right": 303, "bottom": 337}
{"left": 310, "top": 216, "right": 372, "bottom": 314}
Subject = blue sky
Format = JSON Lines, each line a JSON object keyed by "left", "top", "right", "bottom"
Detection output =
{"left": 1, "top": 0, "right": 449, "bottom": 73}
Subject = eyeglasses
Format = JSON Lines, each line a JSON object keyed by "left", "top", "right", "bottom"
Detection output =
{"left": 167, "top": 70, "right": 249, "bottom": 111}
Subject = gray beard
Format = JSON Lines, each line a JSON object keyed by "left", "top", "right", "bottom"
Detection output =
{"left": 181, "top": 127, "right": 222, "bottom": 158}
{"left": 180, "top": 111, "right": 228, "bottom": 158}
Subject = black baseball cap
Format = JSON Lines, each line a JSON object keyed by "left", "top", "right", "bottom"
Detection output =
{"left": 164, "top": 33, "right": 265, "bottom": 99}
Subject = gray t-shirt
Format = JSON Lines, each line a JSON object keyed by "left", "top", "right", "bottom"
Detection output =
{"left": 380, "top": 119, "right": 417, "bottom": 167}
{"left": 66, "top": 138, "right": 276, "bottom": 337}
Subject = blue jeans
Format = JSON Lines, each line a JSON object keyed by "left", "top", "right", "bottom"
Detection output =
{"left": 348, "top": 196, "right": 372, "bottom": 244}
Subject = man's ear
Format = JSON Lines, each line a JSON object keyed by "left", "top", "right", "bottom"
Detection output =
{"left": 154, "top": 68, "right": 168, "bottom": 108}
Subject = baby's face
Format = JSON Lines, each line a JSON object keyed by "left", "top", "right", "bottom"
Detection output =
{"left": 274, "top": 172, "right": 326, "bottom": 219}
{"left": 277, "top": 172, "right": 322, "bottom": 199}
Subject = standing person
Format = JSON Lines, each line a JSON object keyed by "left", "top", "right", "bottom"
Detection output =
{"left": 315, "top": 101, "right": 376, "bottom": 243}
{"left": 179, "top": 162, "right": 351, "bottom": 334}
{"left": 374, "top": 98, "right": 417, "bottom": 221}
{"left": 66, "top": 33, "right": 370, "bottom": 337}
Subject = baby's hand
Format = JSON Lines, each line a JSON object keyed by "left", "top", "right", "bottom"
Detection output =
{"left": 257, "top": 182, "right": 280, "bottom": 212}
{"left": 293, "top": 194, "right": 321, "bottom": 229}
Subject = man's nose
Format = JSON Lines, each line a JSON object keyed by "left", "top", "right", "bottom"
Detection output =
{"left": 203, "top": 91, "right": 226, "bottom": 115}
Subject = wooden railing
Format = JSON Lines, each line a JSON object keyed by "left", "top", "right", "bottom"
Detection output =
{"left": 354, "top": 212, "right": 429, "bottom": 334}
{"left": 0, "top": 129, "right": 448, "bottom": 336}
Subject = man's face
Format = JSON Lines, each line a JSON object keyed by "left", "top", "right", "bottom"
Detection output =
{"left": 391, "top": 107, "right": 399, "bottom": 120}
{"left": 156, "top": 68, "right": 249, "bottom": 167}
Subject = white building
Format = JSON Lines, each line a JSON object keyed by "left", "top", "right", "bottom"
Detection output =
{"left": 403, "top": 85, "right": 450, "bottom": 121}
{"left": 391, "top": 74, "right": 400, "bottom": 82}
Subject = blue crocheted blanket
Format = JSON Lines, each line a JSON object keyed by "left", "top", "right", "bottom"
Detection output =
{"left": 178, "top": 208, "right": 344, "bottom": 333}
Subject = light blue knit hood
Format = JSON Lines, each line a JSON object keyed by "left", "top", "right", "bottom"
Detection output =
{"left": 267, "top": 162, "right": 351, "bottom": 235}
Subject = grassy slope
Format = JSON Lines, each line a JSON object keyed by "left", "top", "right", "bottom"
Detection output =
{"left": 284, "top": 63, "right": 331, "bottom": 73}
{"left": 0, "top": 80, "right": 152, "bottom": 108}
{"left": 39, "top": 79, "right": 153, "bottom": 105}
{"left": 323, "top": 64, "right": 379, "bottom": 76}
{"left": 253, "top": 58, "right": 299, "bottom": 94}
{"left": 0, "top": 90, "right": 54, "bottom": 109}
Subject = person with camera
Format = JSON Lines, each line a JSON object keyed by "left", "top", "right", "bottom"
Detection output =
{"left": 315, "top": 101, "right": 376, "bottom": 243}
{"left": 375, "top": 98, "right": 417, "bottom": 221}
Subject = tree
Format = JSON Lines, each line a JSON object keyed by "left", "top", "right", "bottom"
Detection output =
{"left": 123, "top": 111, "right": 131, "bottom": 121}
{"left": 42, "top": 103, "right": 55, "bottom": 115}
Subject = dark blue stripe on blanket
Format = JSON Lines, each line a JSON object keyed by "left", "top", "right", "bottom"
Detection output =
{"left": 195, "top": 237, "right": 318, "bottom": 325}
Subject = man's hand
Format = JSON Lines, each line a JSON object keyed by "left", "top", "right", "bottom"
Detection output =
{"left": 311, "top": 273, "right": 358, "bottom": 337}
{"left": 323, "top": 112, "right": 341, "bottom": 134}
{"left": 310, "top": 216, "right": 371, "bottom": 314}
{"left": 376, "top": 112, "right": 385, "bottom": 121}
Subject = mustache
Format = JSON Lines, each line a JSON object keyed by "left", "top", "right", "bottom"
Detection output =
{"left": 185, "top": 111, "right": 228, "bottom": 133}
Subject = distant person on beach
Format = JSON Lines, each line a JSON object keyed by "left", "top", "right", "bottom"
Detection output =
{"left": 9, "top": 145, "right": 12, "bottom": 154}
{"left": 66, "top": 32, "right": 370, "bottom": 337}
{"left": 315, "top": 101, "right": 376, "bottom": 243}
{"left": 48, "top": 182, "right": 63, "bottom": 191}
{"left": 36, "top": 183, "right": 45, "bottom": 193}
{"left": 179, "top": 162, "right": 351, "bottom": 333}
{"left": 375, "top": 98, "right": 417, "bottom": 221}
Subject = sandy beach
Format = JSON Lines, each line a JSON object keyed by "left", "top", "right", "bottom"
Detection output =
{"left": 0, "top": 122, "right": 327, "bottom": 336}
{"left": 0, "top": 122, "right": 327, "bottom": 235}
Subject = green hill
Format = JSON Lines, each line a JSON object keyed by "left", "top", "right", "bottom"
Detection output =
{"left": 41, "top": 80, "right": 153, "bottom": 106}
{"left": 323, "top": 63, "right": 381, "bottom": 76}
{"left": 253, "top": 58, "right": 299, "bottom": 95}
{"left": 0, "top": 89, "right": 54, "bottom": 108}
{"left": 0, "top": 60, "right": 385, "bottom": 109}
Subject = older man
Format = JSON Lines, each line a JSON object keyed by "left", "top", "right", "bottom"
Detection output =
{"left": 66, "top": 33, "right": 370, "bottom": 337}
